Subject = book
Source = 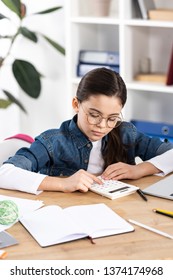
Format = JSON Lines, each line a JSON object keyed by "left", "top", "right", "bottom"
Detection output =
{"left": 20, "top": 203, "right": 134, "bottom": 247}
{"left": 137, "top": 0, "right": 156, "bottom": 19}
{"left": 166, "top": 47, "right": 173, "bottom": 86}
{"left": 135, "top": 73, "right": 166, "bottom": 83}
{"left": 149, "top": 9, "right": 173, "bottom": 21}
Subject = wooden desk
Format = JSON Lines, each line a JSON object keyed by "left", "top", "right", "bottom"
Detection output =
{"left": 1, "top": 175, "right": 173, "bottom": 260}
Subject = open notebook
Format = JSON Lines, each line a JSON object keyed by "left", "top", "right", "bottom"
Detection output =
{"left": 20, "top": 203, "right": 134, "bottom": 247}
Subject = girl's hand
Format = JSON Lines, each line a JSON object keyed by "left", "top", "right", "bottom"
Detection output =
{"left": 101, "top": 162, "right": 160, "bottom": 180}
{"left": 61, "top": 169, "right": 102, "bottom": 193}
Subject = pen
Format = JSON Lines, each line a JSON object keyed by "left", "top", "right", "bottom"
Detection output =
{"left": 128, "top": 219, "right": 173, "bottom": 240}
{"left": 137, "top": 189, "right": 148, "bottom": 201}
{"left": 153, "top": 208, "right": 173, "bottom": 218}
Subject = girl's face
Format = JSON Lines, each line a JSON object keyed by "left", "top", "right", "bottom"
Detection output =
{"left": 72, "top": 94, "right": 123, "bottom": 142}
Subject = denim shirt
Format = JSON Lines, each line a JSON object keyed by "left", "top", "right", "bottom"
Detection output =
{"left": 4, "top": 115, "right": 173, "bottom": 176}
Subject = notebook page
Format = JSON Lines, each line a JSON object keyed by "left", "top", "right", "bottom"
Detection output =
{"left": 20, "top": 205, "right": 88, "bottom": 247}
{"left": 64, "top": 203, "right": 134, "bottom": 238}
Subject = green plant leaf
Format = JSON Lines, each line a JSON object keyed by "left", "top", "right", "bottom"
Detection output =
{"left": 3, "top": 89, "right": 27, "bottom": 113}
{"left": 12, "top": 59, "right": 41, "bottom": 98}
{"left": 42, "top": 35, "right": 65, "bottom": 55}
{"left": 0, "top": 98, "right": 12, "bottom": 109}
{"left": 33, "top": 6, "right": 62, "bottom": 15}
{"left": 19, "top": 27, "right": 38, "bottom": 43}
{"left": 1, "top": 0, "right": 21, "bottom": 18}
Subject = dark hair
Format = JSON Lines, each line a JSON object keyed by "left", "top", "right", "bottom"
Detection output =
{"left": 77, "top": 67, "right": 127, "bottom": 106}
{"left": 76, "top": 68, "right": 128, "bottom": 167}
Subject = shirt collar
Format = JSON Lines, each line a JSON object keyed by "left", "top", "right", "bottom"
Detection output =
{"left": 69, "top": 115, "right": 108, "bottom": 149}
{"left": 69, "top": 115, "right": 91, "bottom": 149}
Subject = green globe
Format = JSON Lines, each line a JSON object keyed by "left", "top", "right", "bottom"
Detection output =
{"left": 0, "top": 200, "right": 19, "bottom": 225}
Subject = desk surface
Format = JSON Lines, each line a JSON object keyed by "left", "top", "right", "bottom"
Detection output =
{"left": 1, "top": 175, "right": 173, "bottom": 260}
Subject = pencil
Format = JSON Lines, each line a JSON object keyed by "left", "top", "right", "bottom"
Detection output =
{"left": 153, "top": 208, "right": 173, "bottom": 218}
{"left": 128, "top": 219, "right": 173, "bottom": 240}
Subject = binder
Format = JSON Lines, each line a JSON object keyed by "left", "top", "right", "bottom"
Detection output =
{"left": 77, "top": 63, "right": 119, "bottom": 77}
{"left": 79, "top": 50, "right": 119, "bottom": 66}
{"left": 131, "top": 120, "right": 173, "bottom": 143}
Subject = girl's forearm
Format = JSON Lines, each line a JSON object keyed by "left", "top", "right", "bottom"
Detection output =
{"left": 38, "top": 176, "right": 64, "bottom": 192}
{"left": 136, "top": 162, "right": 161, "bottom": 177}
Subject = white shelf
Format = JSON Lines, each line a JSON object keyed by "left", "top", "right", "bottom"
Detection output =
{"left": 124, "top": 19, "right": 173, "bottom": 28}
{"left": 127, "top": 82, "right": 173, "bottom": 94}
{"left": 70, "top": 16, "right": 120, "bottom": 25}
{"left": 65, "top": 0, "right": 173, "bottom": 124}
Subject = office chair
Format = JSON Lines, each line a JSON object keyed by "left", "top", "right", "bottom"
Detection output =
{"left": 0, "top": 134, "right": 34, "bottom": 166}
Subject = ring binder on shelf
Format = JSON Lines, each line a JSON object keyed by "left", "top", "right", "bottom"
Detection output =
{"left": 131, "top": 120, "right": 173, "bottom": 143}
{"left": 79, "top": 50, "right": 119, "bottom": 66}
{"left": 77, "top": 50, "right": 120, "bottom": 77}
{"left": 77, "top": 64, "right": 119, "bottom": 77}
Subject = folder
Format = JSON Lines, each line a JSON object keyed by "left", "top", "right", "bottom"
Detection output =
{"left": 79, "top": 50, "right": 119, "bottom": 66}
{"left": 77, "top": 64, "right": 119, "bottom": 77}
{"left": 131, "top": 120, "right": 173, "bottom": 143}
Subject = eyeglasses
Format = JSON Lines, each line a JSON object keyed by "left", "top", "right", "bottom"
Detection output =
{"left": 80, "top": 104, "right": 123, "bottom": 128}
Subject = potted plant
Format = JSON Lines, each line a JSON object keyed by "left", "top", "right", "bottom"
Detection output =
{"left": 0, "top": 0, "right": 65, "bottom": 113}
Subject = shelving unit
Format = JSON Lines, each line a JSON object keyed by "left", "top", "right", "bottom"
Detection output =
{"left": 65, "top": 0, "right": 173, "bottom": 124}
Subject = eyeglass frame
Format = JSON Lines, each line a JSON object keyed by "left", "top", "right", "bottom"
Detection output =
{"left": 79, "top": 101, "right": 123, "bottom": 128}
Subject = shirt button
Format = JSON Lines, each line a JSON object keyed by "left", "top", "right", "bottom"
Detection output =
{"left": 60, "top": 173, "right": 63, "bottom": 176}
{"left": 87, "top": 143, "right": 91, "bottom": 148}
{"left": 84, "top": 159, "right": 88, "bottom": 163}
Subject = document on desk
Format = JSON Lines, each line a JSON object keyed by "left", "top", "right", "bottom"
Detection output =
{"left": 20, "top": 203, "right": 134, "bottom": 247}
{"left": 0, "top": 195, "right": 44, "bottom": 232}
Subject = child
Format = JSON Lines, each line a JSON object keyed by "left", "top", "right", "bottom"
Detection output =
{"left": 0, "top": 68, "right": 173, "bottom": 194}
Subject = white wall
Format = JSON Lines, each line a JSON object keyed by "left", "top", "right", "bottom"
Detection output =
{"left": 0, "top": 2, "right": 21, "bottom": 140}
{"left": 0, "top": 0, "right": 69, "bottom": 140}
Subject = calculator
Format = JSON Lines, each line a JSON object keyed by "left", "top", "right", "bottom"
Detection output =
{"left": 90, "top": 178, "right": 139, "bottom": 200}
